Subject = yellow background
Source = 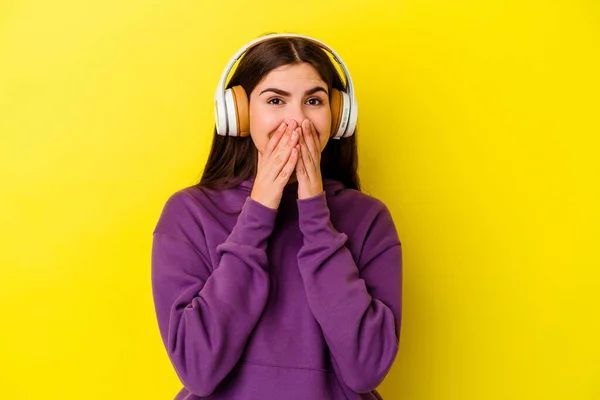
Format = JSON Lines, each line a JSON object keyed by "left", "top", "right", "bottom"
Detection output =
{"left": 1, "top": 0, "right": 599, "bottom": 398}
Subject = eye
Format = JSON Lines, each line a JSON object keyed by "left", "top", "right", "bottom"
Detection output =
{"left": 306, "top": 97, "right": 324, "bottom": 106}
{"left": 267, "top": 97, "right": 285, "bottom": 106}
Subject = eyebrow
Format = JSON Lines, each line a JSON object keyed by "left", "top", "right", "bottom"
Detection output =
{"left": 259, "top": 86, "right": 328, "bottom": 97}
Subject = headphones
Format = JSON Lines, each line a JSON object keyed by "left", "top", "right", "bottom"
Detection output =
{"left": 214, "top": 33, "right": 358, "bottom": 140}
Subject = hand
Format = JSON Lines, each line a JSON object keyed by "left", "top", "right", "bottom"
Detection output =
{"left": 295, "top": 119, "right": 324, "bottom": 200}
{"left": 250, "top": 120, "right": 300, "bottom": 210}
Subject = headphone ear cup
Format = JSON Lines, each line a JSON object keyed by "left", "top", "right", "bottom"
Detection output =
{"left": 330, "top": 88, "right": 343, "bottom": 138}
{"left": 223, "top": 88, "right": 237, "bottom": 136}
{"left": 330, "top": 88, "right": 351, "bottom": 139}
{"left": 230, "top": 85, "right": 250, "bottom": 137}
{"left": 215, "top": 97, "right": 227, "bottom": 136}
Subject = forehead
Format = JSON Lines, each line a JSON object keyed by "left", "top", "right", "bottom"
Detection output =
{"left": 258, "top": 62, "right": 326, "bottom": 87}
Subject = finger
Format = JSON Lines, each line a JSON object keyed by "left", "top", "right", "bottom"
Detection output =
{"left": 273, "top": 119, "right": 297, "bottom": 155}
{"left": 265, "top": 123, "right": 293, "bottom": 171}
{"left": 275, "top": 146, "right": 299, "bottom": 185}
{"left": 295, "top": 144, "right": 307, "bottom": 178}
{"left": 303, "top": 119, "right": 318, "bottom": 159}
{"left": 298, "top": 126, "right": 313, "bottom": 173}
{"left": 310, "top": 121, "right": 321, "bottom": 153}
{"left": 300, "top": 120, "right": 316, "bottom": 169}
{"left": 265, "top": 122, "right": 287, "bottom": 157}
{"left": 266, "top": 121, "right": 299, "bottom": 180}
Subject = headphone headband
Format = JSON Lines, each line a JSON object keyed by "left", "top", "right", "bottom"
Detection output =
{"left": 214, "top": 33, "right": 358, "bottom": 139}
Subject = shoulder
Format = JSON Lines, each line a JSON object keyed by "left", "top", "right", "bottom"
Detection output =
{"left": 329, "top": 187, "right": 401, "bottom": 247}
{"left": 331, "top": 186, "right": 391, "bottom": 220}
{"left": 153, "top": 184, "right": 248, "bottom": 237}
{"left": 157, "top": 185, "right": 205, "bottom": 217}
{"left": 153, "top": 186, "right": 210, "bottom": 237}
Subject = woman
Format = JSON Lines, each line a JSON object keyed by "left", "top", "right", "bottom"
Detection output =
{"left": 151, "top": 33, "right": 403, "bottom": 399}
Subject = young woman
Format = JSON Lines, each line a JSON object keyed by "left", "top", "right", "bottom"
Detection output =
{"left": 151, "top": 33, "right": 403, "bottom": 400}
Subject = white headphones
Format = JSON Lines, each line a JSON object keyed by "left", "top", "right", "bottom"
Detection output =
{"left": 214, "top": 33, "right": 358, "bottom": 140}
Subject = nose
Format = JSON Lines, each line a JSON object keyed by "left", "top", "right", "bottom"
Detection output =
{"left": 286, "top": 102, "right": 307, "bottom": 126}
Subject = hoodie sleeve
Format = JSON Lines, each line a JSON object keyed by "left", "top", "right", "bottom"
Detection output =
{"left": 296, "top": 191, "right": 403, "bottom": 394}
{"left": 151, "top": 192, "right": 277, "bottom": 397}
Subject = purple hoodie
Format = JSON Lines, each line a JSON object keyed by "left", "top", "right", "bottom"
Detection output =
{"left": 151, "top": 177, "right": 403, "bottom": 399}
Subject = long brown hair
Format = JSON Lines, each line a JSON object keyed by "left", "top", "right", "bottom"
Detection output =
{"left": 196, "top": 35, "right": 360, "bottom": 192}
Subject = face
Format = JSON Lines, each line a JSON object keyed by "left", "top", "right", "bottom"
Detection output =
{"left": 248, "top": 62, "right": 331, "bottom": 155}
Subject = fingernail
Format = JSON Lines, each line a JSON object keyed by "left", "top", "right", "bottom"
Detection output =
{"left": 278, "top": 122, "right": 286, "bottom": 132}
